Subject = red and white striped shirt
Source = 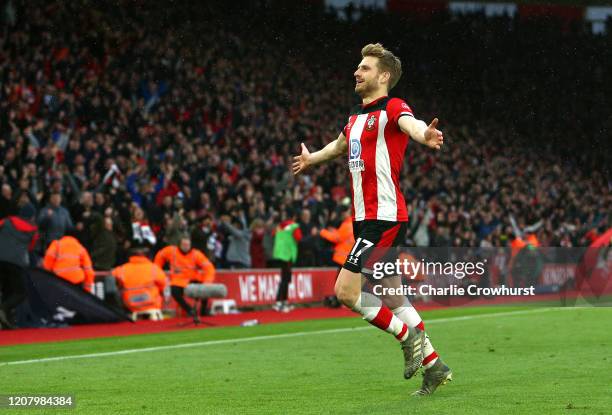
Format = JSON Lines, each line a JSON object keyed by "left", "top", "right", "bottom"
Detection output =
{"left": 343, "top": 96, "right": 413, "bottom": 222}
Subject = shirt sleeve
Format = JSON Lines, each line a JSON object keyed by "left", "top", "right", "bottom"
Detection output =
{"left": 342, "top": 107, "right": 359, "bottom": 137}
{"left": 320, "top": 228, "right": 340, "bottom": 244}
{"left": 342, "top": 117, "right": 351, "bottom": 137}
{"left": 43, "top": 240, "right": 58, "bottom": 271}
{"left": 196, "top": 251, "right": 215, "bottom": 283}
{"left": 111, "top": 266, "right": 124, "bottom": 286}
{"left": 154, "top": 247, "right": 169, "bottom": 269}
{"left": 387, "top": 98, "right": 414, "bottom": 126}
{"left": 292, "top": 225, "right": 303, "bottom": 242}
{"left": 81, "top": 247, "right": 95, "bottom": 291}
{"left": 153, "top": 265, "right": 167, "bottom": 291}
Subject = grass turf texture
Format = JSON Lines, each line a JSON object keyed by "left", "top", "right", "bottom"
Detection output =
{"left": 0, "top": 306, "right": 610, "bottom": 414}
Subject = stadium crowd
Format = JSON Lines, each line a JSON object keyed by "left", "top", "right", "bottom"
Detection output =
{"left": 0, "top": 0, "right": 610, "bottom": 272}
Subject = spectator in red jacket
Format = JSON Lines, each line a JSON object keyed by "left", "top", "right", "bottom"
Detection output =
{"left": 249, "top": 218, "right": 267, "bottom": 268}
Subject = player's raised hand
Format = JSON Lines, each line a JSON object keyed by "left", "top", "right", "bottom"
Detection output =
{"left": 424, "top": 118, "right": 444, "bottom": 150}
{"left": 292, "top": 142, "right": 311, "bottom": 175}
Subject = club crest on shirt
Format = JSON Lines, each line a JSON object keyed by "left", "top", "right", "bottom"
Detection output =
{"left": 365, "top": 114, "right": 376, "bottom": 131}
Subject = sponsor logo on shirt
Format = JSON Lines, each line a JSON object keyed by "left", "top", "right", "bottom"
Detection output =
{"left": 348, "top": 159, "right": 365, "bottom": 172}
{"left": 348, "top": 138, "right": 365, "bottom": 172}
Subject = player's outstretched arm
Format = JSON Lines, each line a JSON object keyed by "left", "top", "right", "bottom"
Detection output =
{"left": 292, "top": 132, "right": 347, "bottom": 175}
{"left": 398, "top": 116, "right": 444, "bottom": 150}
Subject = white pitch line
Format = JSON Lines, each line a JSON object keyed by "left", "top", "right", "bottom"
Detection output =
{"left": 0, "top": 307, "right": 578, "bottom": 367}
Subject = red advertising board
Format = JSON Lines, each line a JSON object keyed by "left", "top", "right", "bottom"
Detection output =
{"left": 215, "top": 267, "right": 338, "bottom": 307}
{"left": 539, "top": 263, "right": 577, "bottom": 286}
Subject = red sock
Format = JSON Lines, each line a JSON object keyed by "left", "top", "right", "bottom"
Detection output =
{"left": 364, "top": 305, "right": 409, "bottom": 341}
{"left": 423, "top": 351, "right": 439, "bottom": 369}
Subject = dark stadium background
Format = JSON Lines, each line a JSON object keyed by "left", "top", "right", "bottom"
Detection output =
{"left": 2, "top": 0, "right": 609, "bottom": 272}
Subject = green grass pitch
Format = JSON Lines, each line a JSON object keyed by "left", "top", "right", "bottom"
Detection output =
{"left": 0, "top": 306, "right": 610, "bottom": 414}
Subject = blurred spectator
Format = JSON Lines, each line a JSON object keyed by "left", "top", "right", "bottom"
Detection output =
{"left": 249, "top": 218, "right": 267, "bottom": 268}
{"left": 130, "top": 206, "right": 156, "bottom": 248}
{"left": 71, "top": 191, "right": 94, "bottom": 227}
{"left": 0, "top": 204, "right": 38, "bottom": 329}
{"left": 191, "top": 214, "right": 219, "bottom": 264}
{"left": 162, "top": 209, "right": 190, "bottom": 248}
{"left": 0, "top": 183, "right": 17, "bottom": 218}
{"left": 154, "top": 237, "right": 215, "bottom": 316}
{"left": 37, "top": 192, "right": 73, "bottom": 250}
{"left": 273, "top": 209, "right": 303, "bottom": 312}
{"left": 90, "top": 213, "right": 118, "bottom": 271}
{"left": 69, "top": 191, "right": 95, "bottom": 246}
{"left": 42, "top": 230, "right": 95, "bottom": 293}
{"left": 320, "top": 205, "right": 354, "bottom": 267}
{"left": 219, "top": 213, "right": 251, "bottom": 268}
{"left": 296, "top": 208, "right": 319, "bottom": 266}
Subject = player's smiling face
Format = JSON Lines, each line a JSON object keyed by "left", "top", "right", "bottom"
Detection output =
{"left": 354, "top": 56, "right": 384, "bottom": 97}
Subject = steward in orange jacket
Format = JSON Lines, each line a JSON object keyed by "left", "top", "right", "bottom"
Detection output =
{"left": 320, "top": 209, "right": 354, "bottom": 266}
{"left": 509, "top": 234, "right": 542, "bottom": 287}
{"left": 43, "top": 235, "right": 95, "bottom": 293}
{"left": 154, "top": 237, "right": 215, "bottom": 316}
{"left": 510, "top": 234, "right": 540, "bottom": 258}
{"left": 112, "top": 249, "right": 167, "bottom": 313}
{"left": 154, "top": 239, "right": 215, "bottom": 287}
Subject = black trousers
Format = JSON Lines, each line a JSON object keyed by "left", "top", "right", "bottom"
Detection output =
{"left": 171, "top": 286, "right": 194, "bottom": 316}
{"left": 276, "top": 261, "right": 293, "bottom": 302}
{"left": 0, "top": 261, "right": 27, "bottom": 318}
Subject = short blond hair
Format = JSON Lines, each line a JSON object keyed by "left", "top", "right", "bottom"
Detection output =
{"left": 361, "top": 43, "right": 402, "bottom": 90}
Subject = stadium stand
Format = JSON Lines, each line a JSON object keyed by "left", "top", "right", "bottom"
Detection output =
{"left": 0, "top": 0, "right": 610, "bottom": 272}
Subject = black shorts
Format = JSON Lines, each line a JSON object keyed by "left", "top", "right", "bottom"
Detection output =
{"left": 343, "top": 220, "right": 408, "bottom": 274}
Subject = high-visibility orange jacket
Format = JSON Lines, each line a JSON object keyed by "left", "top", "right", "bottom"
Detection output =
{"left": 154, "top": 246, "right": 215, "bottom": 287}
{"left": 511, "top": 234, "right": 540, "bottom": 259}
{"left": 320, "top": 217, "right": 355, "bottom": 266}
{"left": 510, "top": 237, "right": 527, "bottom": 259}
{"left": 526, "top": 234, "right": 540, "bottom": 248}
{"left": 43, "top": 236, "right": 95, "bottom": 292}
{"left": 112, "top": 256, "right": 167, "bottom": 312}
